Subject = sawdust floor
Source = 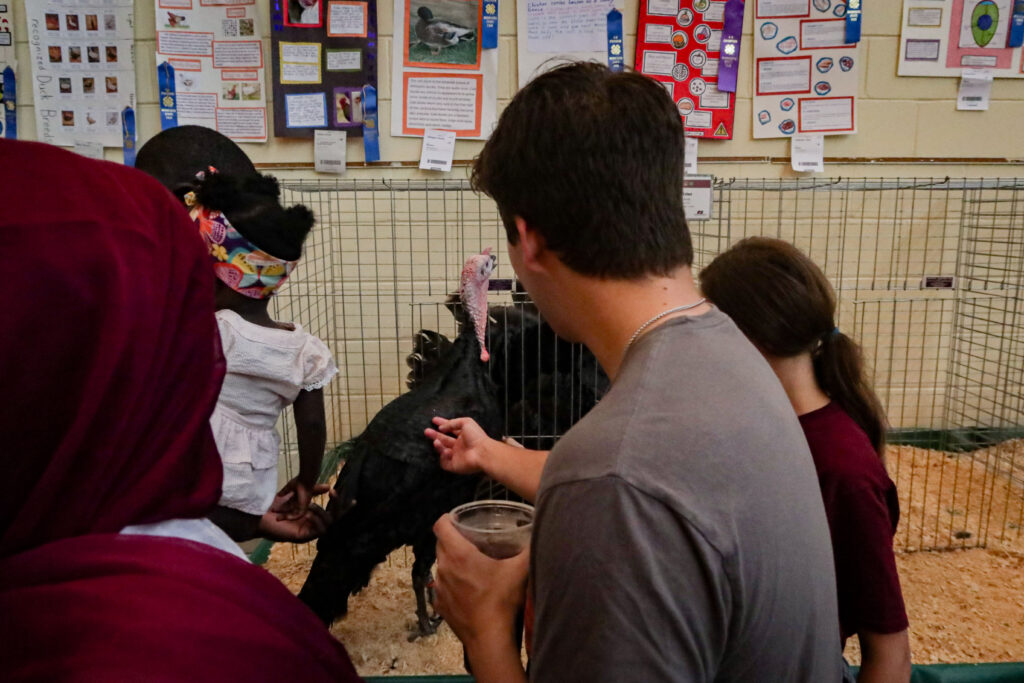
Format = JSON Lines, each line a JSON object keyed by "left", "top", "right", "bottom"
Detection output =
{"left": 264, "top": 443, "right": 1024, "bottom": 676}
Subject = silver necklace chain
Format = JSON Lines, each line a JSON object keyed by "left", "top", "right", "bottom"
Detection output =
{"left": 625, "top": 298, "right": 708, "bottom": 351}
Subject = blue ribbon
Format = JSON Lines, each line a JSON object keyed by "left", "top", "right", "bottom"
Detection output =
{"left": 158, "top": 62, "right": 178, "bottom": 130}
{"left": 1009, "top": 0, "right": 1024, "bottom": 47}
{"left": 845, "top": 0, "right": 861, "bottom": 44}
{"left": 2, "top": 66, "right": 15, "bottom": 140}
{"left": 607, "top": 9, "right": 623, "bottom": 72}
{"left": 482, "top": 0, "right": 498, "bottom": 49}
{"left": 122, "top": 106, "right": 137, "bottom": 167}
{"left": 272, "top": 0, "right": 284, "bottom": 32}
{"left": 362, "top": 84, "right": 380, "bottom": 162}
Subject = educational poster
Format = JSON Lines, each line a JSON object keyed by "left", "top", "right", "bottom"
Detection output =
{"left": 390, "top": 0, "right": 499, "bottom": 139}
{"left": 897, "top": 0, "right": 1024, "bottom": 77}
{"left": 154, "top": 0, "right": 269, "bottom": 142}
{"left": 24, "top": 0, "right": 136, "bottom": 146}
{"left": 0, "top": 2, "right": 15, "bottom": 139}
{"left": 635, "top": 0, "right": 738, "bottom": 139}
{"left": 752, "top": 0, "right": 859, "bottom": 138}
{"left": 516, "top": 0, "right": 624, "bottom": 88}
{"left": 270, "top": 0, "right": 378, "bottom": 138}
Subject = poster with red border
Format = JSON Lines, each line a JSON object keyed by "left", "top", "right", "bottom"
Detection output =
{"left": 635, "top": 0, "right": 737, "bottom": 139}
{"left": 752, "top": 0, "right": 858, "bottom": 138}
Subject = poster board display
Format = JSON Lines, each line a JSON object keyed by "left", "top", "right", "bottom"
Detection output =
{"left": 516, "top": 0, "right": 624, "bottom": 88}
{"left": 390, "top": 0, "right": 498, "bottom": 139}
{"left": 635, "top": 0, "right": 738, "bottom": 139}
{"left": 898, "top": 0, "right": 1024, "bottom": 77}
{"left": 25, "top": 0, "right": 136, "bottom": 146}
{"left": 752, "top": 0, "right": 859, "bottom": 138}
{"left": 270, "top": 0, "right": 378, "bottom": 138}
{"left": 154, "top": 0, "right": 269, "bottom": 142}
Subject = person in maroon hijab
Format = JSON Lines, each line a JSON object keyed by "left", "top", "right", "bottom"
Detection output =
{"left": 0, "top": 139, "right": 361, "bottom": 683}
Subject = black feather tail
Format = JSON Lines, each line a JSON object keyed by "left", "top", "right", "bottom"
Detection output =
{"left": 299, "top": 534, "right": 389, "bottom": 626}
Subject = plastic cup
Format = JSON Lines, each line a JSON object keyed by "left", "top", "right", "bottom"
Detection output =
{"left": 450, "top": 500, "right": 534, "bottom": 559}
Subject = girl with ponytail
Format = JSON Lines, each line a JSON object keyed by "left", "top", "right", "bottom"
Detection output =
{"left": 701, "top": 237, "right": 911, "bottom": 683}
{"left": 186, "top": 169, "right": 339, "bottom": 544}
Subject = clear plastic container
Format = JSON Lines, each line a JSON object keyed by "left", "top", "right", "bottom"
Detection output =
{"left": 450, "top": 500, "right": 534, "bottom": 559}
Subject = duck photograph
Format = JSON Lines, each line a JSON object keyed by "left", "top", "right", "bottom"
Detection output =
{"left": 407, "top": 0, "right": 478, "bottom": 67}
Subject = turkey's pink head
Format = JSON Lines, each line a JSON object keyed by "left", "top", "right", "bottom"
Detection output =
{"left": 460, "top": 248, "right": 495, "bottom": 363}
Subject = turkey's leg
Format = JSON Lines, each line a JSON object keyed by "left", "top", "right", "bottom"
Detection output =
{"left": 409, "top": 540, "right": 442, "bottom": 641}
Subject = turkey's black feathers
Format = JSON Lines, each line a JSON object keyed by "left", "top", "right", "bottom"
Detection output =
{"left": 299, "top": 318, "right": 502, "bottom": 628}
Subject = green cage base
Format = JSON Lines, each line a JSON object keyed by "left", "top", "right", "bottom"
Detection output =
{"left": 888, "top": 427, "right": 1024, "bottom": 452}
{"left": 361, "top": 664, "right": 1024, "bottom": 683}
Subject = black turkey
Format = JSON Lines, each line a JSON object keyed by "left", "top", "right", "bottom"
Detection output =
{"left": 298, "top": 250, "right": 503, "bottom": 639}
{"left": 407, "top": 287, "right": 609, "bottom": 451}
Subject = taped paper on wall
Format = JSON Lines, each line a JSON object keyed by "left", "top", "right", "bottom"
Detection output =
{"left": 27, "top": 0, "right": 136, "bottom": 146}
{"left": 753, "top": 0, "right": 858, "bottom": 138}
{"left": 897, "top": 0, "right": 1024, "bottom": 78}
{"left": 154, "top": 0, "right": 268, "bottom": 141}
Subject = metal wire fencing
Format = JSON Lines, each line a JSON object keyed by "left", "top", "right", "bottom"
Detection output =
{"left": 270, "top": 177, "right": 1024, "bottom": 553}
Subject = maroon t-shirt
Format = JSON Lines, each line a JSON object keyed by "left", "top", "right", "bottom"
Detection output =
{"left": 799, "top": 402, "right": 909, "bottom": 643}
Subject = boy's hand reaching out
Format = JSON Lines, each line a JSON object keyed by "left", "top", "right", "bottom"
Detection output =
{"left": 425, "top": 416, "right": 491, "bottom": 475}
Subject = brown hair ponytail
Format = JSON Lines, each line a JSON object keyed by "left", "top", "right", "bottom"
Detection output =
{"left": 699, "top": 237, "right": 888, "bottom": 459}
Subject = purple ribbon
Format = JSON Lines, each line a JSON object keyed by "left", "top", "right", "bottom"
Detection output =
{"left": 717, "top": 0, "right": 745, "bottom": 93}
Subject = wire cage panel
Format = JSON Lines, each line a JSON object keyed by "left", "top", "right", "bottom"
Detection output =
{"left": 267, "top": 177, "right": 1024, "bottom": 553}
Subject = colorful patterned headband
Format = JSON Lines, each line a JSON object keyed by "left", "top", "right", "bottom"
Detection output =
{"left": 192, "top": 204, "right": 298, "bottom": 299}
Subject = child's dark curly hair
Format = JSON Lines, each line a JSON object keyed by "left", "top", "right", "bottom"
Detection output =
{"left": 194, "top": 172, "right": 315, "bottom": 262}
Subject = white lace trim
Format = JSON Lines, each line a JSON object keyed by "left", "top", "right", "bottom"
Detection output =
{"left": 302, "top": 365, "right": 339, "bottom": 392}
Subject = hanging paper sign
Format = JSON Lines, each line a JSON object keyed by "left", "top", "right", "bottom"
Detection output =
{"left": 718, "top": 0, "right": 744, "bottom": 92}
{"left": 121, "top": 106, "right": 136, "bottom": 167}
{"left": 517, "top": 0, "right": 625, "bottom": 87}
{"left": 158, "top": 62, "right": 177, "bottom": 131}
{"left": 607, "top": 9, "right": 624, "bottom": 72}
{"left": 25, "top": 0, "right": 137, "bottom": 148}
{"left": 753, "top": 0, "right": 858, "bottom": 138}
{"left": 362, "top": 83, "right": 380, "bottom": 160}
{"left": 2, "top": 66, "right": 15, "bottom": 140}
{"left": 845, "top": 0, "right": 862, "bottom": 44}
{"left": 154, "top": 0, "right": 269, "bottom": 142}
{"left": 482, "top": 0, "right": 498, "bottom": 49}
{"left": 635, "top": 0, "right": 739, "bottom": 138}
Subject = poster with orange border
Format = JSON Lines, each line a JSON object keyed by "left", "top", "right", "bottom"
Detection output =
{"left": 154, "top": 0, "right": 269, "bottom": 141}
{"left": 752, "top": 0, "right": 858, "bottom": 138}
{"left": 390, "top": 0, "right": 498, "bottom": 139}
{"left": 897, "top": 0, "right": 1024, "bottom": 77}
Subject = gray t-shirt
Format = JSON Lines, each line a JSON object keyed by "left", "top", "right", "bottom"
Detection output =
{"left": 530, "top": 309, "right": 841, "bottom": 682}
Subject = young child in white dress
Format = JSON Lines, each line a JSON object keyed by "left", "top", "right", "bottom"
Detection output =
{"left": 188, "top": 170, "right": 337, "bottom": 533}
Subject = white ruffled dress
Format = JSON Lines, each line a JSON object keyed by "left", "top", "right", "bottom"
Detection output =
{"left": 211, "top": 310, "right": 338, "bottom": 516}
